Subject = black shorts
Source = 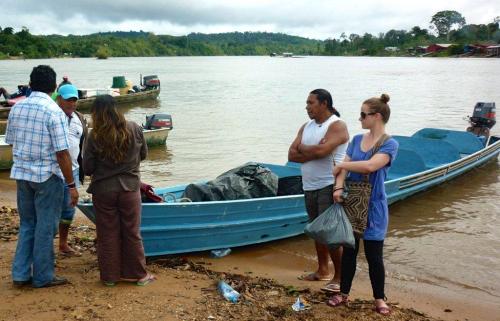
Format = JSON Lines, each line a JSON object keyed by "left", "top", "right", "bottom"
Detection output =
{"left": 304, "top": 184, "right": 333, "bottom": 221}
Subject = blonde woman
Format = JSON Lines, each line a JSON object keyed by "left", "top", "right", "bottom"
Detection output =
{"left": 328, "top": 94, "right": 398, "bottom": 316}
{"left": 83, "top": 95, "right": 155, "bottom": 286}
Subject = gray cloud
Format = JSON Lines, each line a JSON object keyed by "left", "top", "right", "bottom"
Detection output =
{"left": 3, "top": 0, "right": 499, "bottom": 39}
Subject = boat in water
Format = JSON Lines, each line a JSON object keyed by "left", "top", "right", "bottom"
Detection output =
{"left": 0, "top": 113, "right": 173, "bottom": 170}
{"left": 77, "top": 103, "right": 499, "bottom": 257}
{"left": 141, "top": 114, "right": 173, "bottom": 146}
{"left": 0, "top": 75, "right": 161, "bottom": 119}
{"left": 76, "top": 75, "right": 160, "bottom": 111}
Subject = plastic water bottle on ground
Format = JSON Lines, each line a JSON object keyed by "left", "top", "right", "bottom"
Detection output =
{"left": 292, "top": 296, "right": 311, "bottom": 311}
{"left": 217, "top": 280, "right": 240, "bottom": 303}
{"left": 210, "top": 248, "right": 231, "bottom": 258}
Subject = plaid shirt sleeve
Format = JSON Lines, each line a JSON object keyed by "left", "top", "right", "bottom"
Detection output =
{"left": 5, "top": 118, "right": 13, "bottom": 145}
{"left": 48, "top": 110, "right": 70, "bottom": 152}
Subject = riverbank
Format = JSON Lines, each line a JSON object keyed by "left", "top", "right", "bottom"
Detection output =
{"left": 1, "top": 178, "right": 499, "bottom": 321}
{"left": 0, "top": 205, "right": 433, "bottom": 321}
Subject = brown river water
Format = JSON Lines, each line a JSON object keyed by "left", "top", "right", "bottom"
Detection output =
{"left": 1, "top": 56, "right": 499, "bottom": 305}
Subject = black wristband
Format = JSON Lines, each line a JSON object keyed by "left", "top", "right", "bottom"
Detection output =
{"left": 67, "top": 182, "right": 76, "bottom": 189}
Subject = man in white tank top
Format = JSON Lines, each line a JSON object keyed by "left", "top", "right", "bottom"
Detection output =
{"left": 288, "top": 89, "right": 349, "bottom": 291}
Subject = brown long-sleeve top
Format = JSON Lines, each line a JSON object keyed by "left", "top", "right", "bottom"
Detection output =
{"left": 83, "top": 121, "right": 147, "bottom": 194}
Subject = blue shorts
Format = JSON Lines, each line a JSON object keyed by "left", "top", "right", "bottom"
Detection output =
{"left": 60, "top": 168, "right": 80, "bottom": 225}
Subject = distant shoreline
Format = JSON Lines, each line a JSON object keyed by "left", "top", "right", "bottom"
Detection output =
{"left": 1, "top": 54, "right": 498, "bottom": 60}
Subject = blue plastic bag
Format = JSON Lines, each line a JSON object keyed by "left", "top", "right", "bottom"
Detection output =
{"left": 304, "top": 203, "right": 355, "bottom": 249}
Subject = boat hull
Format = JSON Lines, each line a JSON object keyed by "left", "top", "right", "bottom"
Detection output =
{"left": 80, "top": 193, "right": 308, "bottom": 257}
{"left": 0, "top": 120, "right": 7, "bottom": 135}
{"left": 0, "top": 136, "right": 13, "bottom": 170}
{"left": 0, "top": 107, "right": 11, "bottom": 120}
{"left": 386, "top": 137, "right": 500, "bottom": 204}
{"left": 76, "top": 88, "right": 160, "bottom": 110}
{"left": 143, "top": 128, "right": 170, "bottom": 146}
{"left": 77, "top": 139, "right": 499, "bottom": 256}
{"left": 0, "top": 127, "right": 170, "bottom": 170}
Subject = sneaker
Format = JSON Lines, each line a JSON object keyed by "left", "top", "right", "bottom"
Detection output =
{"left": 13, "top": 278, "right": 32, "bottom": 287}
{"left": 35, "top": 276, "right": 69, "bottom": 288}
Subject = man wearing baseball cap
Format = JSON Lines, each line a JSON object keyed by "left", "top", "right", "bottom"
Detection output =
{"left": 56, "top": 84, "right": 88, "bottom": 256}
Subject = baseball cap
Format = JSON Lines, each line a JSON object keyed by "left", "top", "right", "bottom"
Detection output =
{"left": 58, "top": 84, "right": 79, "bottom": 100}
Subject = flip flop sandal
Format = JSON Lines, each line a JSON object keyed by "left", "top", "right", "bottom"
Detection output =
{"left": 373, "top": 306, "right": 391, "bottom": 316}
{"left": 321, "top": 282, "right": 340, "bottom": 293}
{"left": 297, "top": 272, "right": 331, "bottom": 281}
{"left": 326, "top": 294, "right": 348, "bottom": 307}
{"left": 136, "top": 274, "right": 156, "bottom": 286}
{"left": 59, "top": 250, "right": 82, "bottom": 257}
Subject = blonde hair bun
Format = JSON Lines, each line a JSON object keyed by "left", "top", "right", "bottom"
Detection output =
{"left": 380, "top": 93, "right": 390, "bottom": 104}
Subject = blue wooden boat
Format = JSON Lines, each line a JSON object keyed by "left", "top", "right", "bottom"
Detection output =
{"left": 77, "top": 127, "right": 499, "bottom": 257}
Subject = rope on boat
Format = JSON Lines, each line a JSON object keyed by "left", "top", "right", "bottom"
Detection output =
{"left": 161, "top": 192, "right": 192, "bottom": 203}
{"left": 162, "top": 192, "right": 177, "bottom": 203}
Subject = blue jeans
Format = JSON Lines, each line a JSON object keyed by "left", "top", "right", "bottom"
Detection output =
{"left": 12, "top": 175, "right": 64, "bottom": 287}
{"left": 60, "top": 169, "right": 79, "bottom": 225}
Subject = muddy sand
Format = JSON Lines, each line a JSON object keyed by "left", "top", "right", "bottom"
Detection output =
{"left": 1, "top": 205, "right": 437, "bottom": 321}
{"left": 0, "top": 182, "right": 498, "bottom": 321}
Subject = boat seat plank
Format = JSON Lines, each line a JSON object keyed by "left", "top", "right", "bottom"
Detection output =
{"left": 393, "top": 135, "right": 460, "bottom": 168}
{"left": 412, "top": 128, "right": 484, "bottom": 155}
{"left": 387, "top": 148, "right": 427, "bottom": 180}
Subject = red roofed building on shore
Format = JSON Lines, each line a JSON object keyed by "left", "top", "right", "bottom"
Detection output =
{"left": 426, "top": 44, "right": 454, "bottom": 53}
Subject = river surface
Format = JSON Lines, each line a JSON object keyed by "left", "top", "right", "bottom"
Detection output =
{"left": 1, "top": 56, "right": 499, "bottom": 301}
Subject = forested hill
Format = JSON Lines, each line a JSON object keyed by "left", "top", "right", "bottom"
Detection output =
{"left": 0, "top": 29, "right": 321, "bottom": 58}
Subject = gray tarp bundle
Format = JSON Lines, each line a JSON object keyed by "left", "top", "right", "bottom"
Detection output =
{"left": 181, "top": 162, "right": 279, "bottom": 202}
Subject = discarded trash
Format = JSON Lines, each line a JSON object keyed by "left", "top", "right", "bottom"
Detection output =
{"left": 291, "top": 296, "right": 311, "bottom": 311}
{"left": 76, "top": 225, "right": 90, "bottom": 232}
{"left": 211, "top": 248, "right": 231, "bottom": 258}
{"left": 217, "top": 280, "right": 240, "bottom": 303}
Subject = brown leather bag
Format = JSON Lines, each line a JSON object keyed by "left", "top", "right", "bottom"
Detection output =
{"left": 336, "top": 134, "right": 390, "bottom": 236}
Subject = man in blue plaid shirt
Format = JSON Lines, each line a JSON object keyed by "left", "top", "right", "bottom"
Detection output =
{"left": 5, "top": 65, "right": 79, "bottom": 288}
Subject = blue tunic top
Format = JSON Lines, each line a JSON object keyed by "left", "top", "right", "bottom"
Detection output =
{"left": 346, "top": 134, "right": 399, "bottom": 240}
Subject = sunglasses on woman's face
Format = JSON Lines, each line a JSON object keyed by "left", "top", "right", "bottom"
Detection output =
{"left": 360, "top": 111, "right": 377, "bottom": 119}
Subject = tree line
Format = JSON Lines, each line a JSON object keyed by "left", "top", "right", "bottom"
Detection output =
{"left": 0, "top": 11, "right": 498, "bottom": 59}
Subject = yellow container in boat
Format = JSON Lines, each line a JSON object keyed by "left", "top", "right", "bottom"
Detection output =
{"left": 126, "top": 79, "right": 133, "bottom": 91}
{"left": 119, "top": 87, "right": 128, "bottom": 95}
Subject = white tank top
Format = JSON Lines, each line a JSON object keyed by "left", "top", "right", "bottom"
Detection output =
{"left": 300, "top": 115, "right": 348, "bottom": 191}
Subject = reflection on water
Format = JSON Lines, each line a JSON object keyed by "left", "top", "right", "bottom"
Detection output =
{"left": 116, "top": 99, "right": 162, "bottom": 118}
{"left": 386, "top": 161, "right": 500, "bottom": 297}
{"left": 141, "top": 146, "right": 174, "bottom": 187}
{"left": 0, "top": 56, "right": 499, "bottom": 299}
{"left": 390, "top": 162, "right": 499, "bottom": 238}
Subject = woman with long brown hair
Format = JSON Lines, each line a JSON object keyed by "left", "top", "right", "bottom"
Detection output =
{"left": 83, "top": 95, "right": 155, "bottom": 286}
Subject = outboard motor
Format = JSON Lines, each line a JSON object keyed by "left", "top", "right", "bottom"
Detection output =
{"left": 467, "top": 102, "right": 496, "bottom": 137}
{"left": 142, "top": 75, "right": 160, "bottom": 90}
{"left": 144, "top": 114, "right": 173, "bottom": 130}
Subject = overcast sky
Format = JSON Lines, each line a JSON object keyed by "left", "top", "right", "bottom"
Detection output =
{"left": 1, "top": 0, "right": 498, "bottom": 39}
